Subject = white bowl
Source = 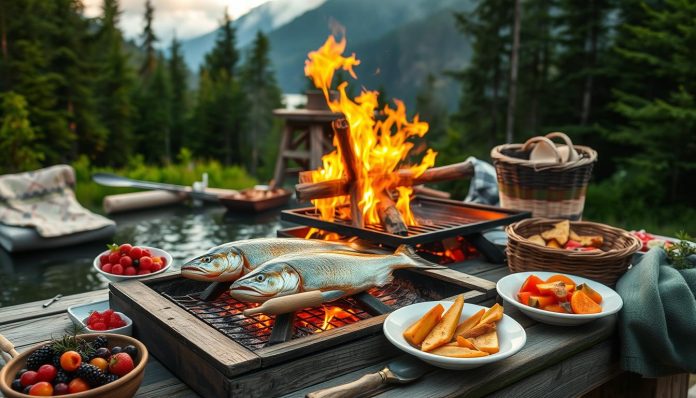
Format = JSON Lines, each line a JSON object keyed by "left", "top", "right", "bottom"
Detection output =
{"left": 383, "top": 301, "right": 526, "bottom": 370}
{"left": 67, "top": 299, "right": 133, "bottom": 336}
{"left": 496, "top": 271, "right": 623, "bottom": 326}
{"left": 93, "top": 245, "right": 172, "bottom": 282}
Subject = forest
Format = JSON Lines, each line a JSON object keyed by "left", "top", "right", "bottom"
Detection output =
{"left": 0, "top": 0, "right": 694, "bottom": 234}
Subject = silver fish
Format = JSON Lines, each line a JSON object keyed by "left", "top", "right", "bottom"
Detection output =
{"left": 180, "top": 238, "right": 359, "bottom": 282}
{"left": 228, "top": 245, "right": 441, "bottom": 302}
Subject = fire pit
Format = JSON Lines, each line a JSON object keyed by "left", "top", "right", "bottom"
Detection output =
{"left": 109, "top": 266, "right": 494, "bottom": 397}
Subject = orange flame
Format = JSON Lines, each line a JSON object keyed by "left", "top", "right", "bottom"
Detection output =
{"left": 315, "top": 305, "right": 360, "bottom": 332}
{"left": 304, "top": 34, "right": 437, "bottom": 226}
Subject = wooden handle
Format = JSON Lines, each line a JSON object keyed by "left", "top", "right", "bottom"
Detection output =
{"left": 243, "top": 291, "right": 325, "bottom": 316}
{"left": 545, "top": 131, "right": 579, "bottom": 162}
{"left": 307, "top": 372, "right": 385, "bottom": 398}
{"left": 0, "top": 333, "right": 19, "bottom": 359}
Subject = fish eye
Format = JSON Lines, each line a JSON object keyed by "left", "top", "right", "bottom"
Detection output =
{"left": 202, "top": 256, "right": 211, "bottom": 263}
{"left": 255, "top": 274, "right": 265, "bottom": 282}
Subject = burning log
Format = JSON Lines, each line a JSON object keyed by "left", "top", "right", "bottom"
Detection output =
{"left": 295, "top": 160, "right": 475, "bottom": 202}
{"left": 333, "top": 118, "right": 364, "bottom": 228}
{"left": 376, "top": 190, "right": 408, "bottom": 236}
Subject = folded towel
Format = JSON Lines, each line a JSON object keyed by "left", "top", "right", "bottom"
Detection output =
{"left": 616, "top": 247, "right": 696, "bottom": 377}
{"left": 0, "top": 165, "right": 114, "bottom": 237}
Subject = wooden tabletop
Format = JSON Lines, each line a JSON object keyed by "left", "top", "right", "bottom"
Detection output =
{"left": 0, "top": 259, "right": 685, "bottom": 397}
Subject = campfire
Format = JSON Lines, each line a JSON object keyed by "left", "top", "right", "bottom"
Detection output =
{"left": 298, "top": 34, "right": 474, "bottom": 235}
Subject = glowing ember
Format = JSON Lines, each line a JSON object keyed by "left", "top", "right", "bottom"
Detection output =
{"left": 304, "top": 33, "right": 437, "bottom": 226}
{"left": 315, "top": 305, "right": 361, "bottom": 332}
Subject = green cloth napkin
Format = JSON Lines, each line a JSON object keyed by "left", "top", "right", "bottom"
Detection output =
{"left": 616, "top": 247, "right": 696, "bottom": 377}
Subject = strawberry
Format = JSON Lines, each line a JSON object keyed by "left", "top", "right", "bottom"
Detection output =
{"left": 108, "top": 251, "right": 120, "bottom": 265}
{"left": 139, "top": 256, "right": 153, "bottom": 271}
{"left": 108, "top": 312, "right": 122, "bottom": 327}
{"left": 101, "top": 263, "right": 113, "bottom": 273}
{"left": 108, "top": 353, "right": 134, "bottom": 376}
{"left": 150, "top": 263, "right": 162, "bottom": 272}
{"left": 129, "top": 247, "right": 143, "bottom": 259}
{"left": 124, "top": 266, "right": 136, "bottom": 276}
{"left": 111, "top": 264, "right": 124, "bottom": 275}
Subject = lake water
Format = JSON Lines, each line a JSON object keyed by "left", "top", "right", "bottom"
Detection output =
{"left": 0, "top": 204, "right": 291, "bottom": 308}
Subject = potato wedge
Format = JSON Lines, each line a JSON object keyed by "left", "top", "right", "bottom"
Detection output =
{"left": 421, "top": 295, "right": 464, "bottom": 352}
{"left": 527, "top": 234, "right": 546, "bottom": 247}
{"left": 456, "top": 335, "right": 478, "bottom": 350}
{"left": 479, "top": 303, "right": 504, "bottom": 325}
{"left": 459, "top": 322, "right": 496, "bottom": 338}
{"left": 452, "top": 308, "right": 485, "bottom": 341}
{"left": 403, "top": 303, "right": 444, "bottom": 346}
{"left": 471, "top": 330, "right": 499, "bottom": 354}
{"left": 541, "top": 220, "right": 570, "bottom": 245}
{"left": 430, "top": 345, "right": 489, "bottom": 358}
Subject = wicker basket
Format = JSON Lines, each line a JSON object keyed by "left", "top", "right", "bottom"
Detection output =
{"left": 491, "top": 132, "right": 597, "bottom": 220}
{"left": 506, "top": 218, "right": 641, "bottom": 286}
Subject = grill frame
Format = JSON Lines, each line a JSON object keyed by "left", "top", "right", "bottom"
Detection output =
{"left": 282, "top": 196, "right": 530, "bottom": 247}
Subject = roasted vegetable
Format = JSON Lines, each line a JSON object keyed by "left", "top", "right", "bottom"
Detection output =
{"left": 570, "top": 290, "right": 602, "bottom": 314}
{"left": 541, "top": 220, "right": 570, "bottom": 245}
{"left": 459, "top": 322, "right": 496, "bottom": 339}
{"left": 429, "top": 344, "right": 489, "bottom": 358}
{"left": 403, "top": 303, "right": 444, "bottom": 346}
{"left": 471, "top": 330, "right": 499, "bottom": 354}
{"left": 479, "top": 303, "right": 504, "bottom": 324}
{"left": 421, "top": 295, "right": 464, "bottom": 352}
{"left": 456, "top": 335, "right": 478, "bottom": 350}
{"left": 519, "top": 275, "right": 544, "bottom": 295}
{"left": 576, "top": 283, "right": 602, "bottom": 304}
{"left": 528, "top": 295, "right": 556, "bottom": 308}
{"left": 452, "top": 308, "right": 485, "bottom": 340}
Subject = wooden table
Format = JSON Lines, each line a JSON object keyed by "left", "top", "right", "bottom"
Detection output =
{"left": 0, "top": 260, "right": 688, "bottom": 398}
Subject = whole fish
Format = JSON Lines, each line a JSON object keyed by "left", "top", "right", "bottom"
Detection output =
{"left": 180, "top": 238, "right": 360, "bottom": 282}
{"left": 228, "top": 245, "right": 442, "bottom": 302}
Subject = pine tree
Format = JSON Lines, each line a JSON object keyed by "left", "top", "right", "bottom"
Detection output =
{"left": 93, "top": 0, "right": 134, "bottom": 166}
{"left": 0, "top": 92, "right": 44, "bottom": 172}
{"left": 168, "top": 35, "right": 189, "bottom": 156}
{"left": 240, "top": 31, "right": 282, "bottom": 177}
{"left": 205, "top": 10, "right": 238, "bottom": 82}
{"left": 139, "top": 0, "right": 157, "bottom": 78}
{"left": 415, "top": 73, "right": 448, "bottom": 145}
{"left": 610, "top": 0, "right": 696, "bottom": 204}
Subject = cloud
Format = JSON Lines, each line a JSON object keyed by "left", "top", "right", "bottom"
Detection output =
{"left": 83, "top": 0, "right": 270, "bottom": 43}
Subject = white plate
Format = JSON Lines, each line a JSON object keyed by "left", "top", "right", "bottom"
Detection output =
{"left": 383, "top": 301, "right": 526, "bottom": 370}
{"left": 93, "top": 246, "right": 173, "bottom": 283}
{"left": 496, "top": 271, "right": 623, "bottom": 326}
{"left": 67, "top": 299, "right": 133, "bottom": 336}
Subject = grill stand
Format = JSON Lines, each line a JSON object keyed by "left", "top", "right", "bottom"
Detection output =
{"left": 268, "top": 312, "right": 296, "bottom": 345}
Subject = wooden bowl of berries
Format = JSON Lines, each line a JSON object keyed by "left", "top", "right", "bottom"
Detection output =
{"left": 94, "top": 243, "right": 172, "bottom": 283}
{"left": 0, "top": 333, "right": 148, "bottom": 398}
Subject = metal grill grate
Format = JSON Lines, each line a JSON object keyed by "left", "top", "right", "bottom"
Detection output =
{"left": 281, "top": 196, "right": 530, "bottom": 247}
{"left": 159, "top": 280, "right": 426, "bottom": 351}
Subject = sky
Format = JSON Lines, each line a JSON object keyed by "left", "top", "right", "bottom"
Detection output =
{"left": 82, "top": 0, "right": 271, "bottom": 43}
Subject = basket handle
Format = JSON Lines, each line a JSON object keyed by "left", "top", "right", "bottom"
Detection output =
{"left": 521, "top": 136, "right": 563, "bottom": 163}
{"left": 545, "top": 132, "right": 579, "bottom": 162}
{"left": 0, "top": 333, "right": 19, "bottom": 362}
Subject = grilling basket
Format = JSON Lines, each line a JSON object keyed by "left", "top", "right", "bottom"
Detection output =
{"left": 491, "top": 132, "right": 597, "bottom": 220}
{"left": 506, "top": 218, "right": 641, "bottom": 286}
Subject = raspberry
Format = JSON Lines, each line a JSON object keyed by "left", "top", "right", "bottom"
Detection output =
{"left": 90, "top": 322, "right": 107, "bottom": 331}
{"left": 108, "top": 251, "right": 120, "bottom": 264}
{"left": 102, "top": 309, "right": 114, "bottom": 317}
{"left": 99, "top": 254, "right": 110, "bottom": 265}
{"left": 159, "top": 256, "right": 167, "bottom": 266}
{"left": 124, "top": 266, "right": 136, "bottom": 276}
{"left": 150, "top": 263, "right": 161, "bottom": 272}
{"left": 101, "top": 263, "right": 112, "bottom": 273}
{"left": 119, "top": 243, "right": 132, "bottom": 255}
{"left": 129, "top": 247, "right": 143, "bottom": 259}
{"left": 119, "top": 256, "right": 132, "bottom": 267}
{"left": 111, "top": 264, "right": 124, "bottom": 275}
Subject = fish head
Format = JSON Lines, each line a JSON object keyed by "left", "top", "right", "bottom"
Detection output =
{"left": 228, "top": 262, "right": 301, "bottom": 302}
{"left": 180, "top": 248, "right": 245, "bottom": 281}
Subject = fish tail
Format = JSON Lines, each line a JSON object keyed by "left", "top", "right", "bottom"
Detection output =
{"left": 395, "top": 245, "right": 445, "bottom": 269}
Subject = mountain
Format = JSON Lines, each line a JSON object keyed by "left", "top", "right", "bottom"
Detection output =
{"left": 180, "top": 0, "right": 325, "bottom": 70}
{"left": 265, "top": 0, "right": 475, "bottom": 109}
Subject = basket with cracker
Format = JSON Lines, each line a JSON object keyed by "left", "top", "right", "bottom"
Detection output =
{"left": 506, "top": 218, "right": 641, "bottom": 286}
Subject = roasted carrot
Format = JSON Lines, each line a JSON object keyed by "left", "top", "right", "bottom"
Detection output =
{"left": 570, "top": 290, "right": 602, "bottom": 314}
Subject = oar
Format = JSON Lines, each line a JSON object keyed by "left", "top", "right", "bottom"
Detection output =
{"left": 92, "top": 173, "right": 220, "bottom": 202}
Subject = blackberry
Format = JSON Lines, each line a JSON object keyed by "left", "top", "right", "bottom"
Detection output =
{"left": 105, "top": 373, "right": 119, "bottom": 384}
{"left": 76, "top": 363, "right": 107, "bottom": 387}
{"left": 93, "top": 335, "right": 108, "bottom": 349}
{"left": 52, "top": 352, "right": 63, "bottom": 368}
{"left": 11, "top": 379, "right": 22, "bottom": 392}
{"left": 55, "top": 369, "right": 72, "bottom": 384}
{"left": 26, "top": 344, "right": 54, "bottom": 370}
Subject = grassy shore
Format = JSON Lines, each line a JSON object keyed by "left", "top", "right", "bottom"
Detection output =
{"left": 72, "top": 154, "right": 257, "bottom": 211}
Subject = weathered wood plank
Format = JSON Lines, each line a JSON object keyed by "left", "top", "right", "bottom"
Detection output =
{"left": 0, "top": 289, "right": 108, "bottom": 325}
{"left": 370, "top": 316, "right": 616, "bottom": 398}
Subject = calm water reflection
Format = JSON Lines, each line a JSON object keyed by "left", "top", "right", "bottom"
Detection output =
{"left": 0, "top": 204, "right": 290, "bottom": 307}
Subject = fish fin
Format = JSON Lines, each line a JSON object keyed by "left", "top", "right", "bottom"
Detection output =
{"left": 395, "top": 244, "right": 446, "bottom": 269}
